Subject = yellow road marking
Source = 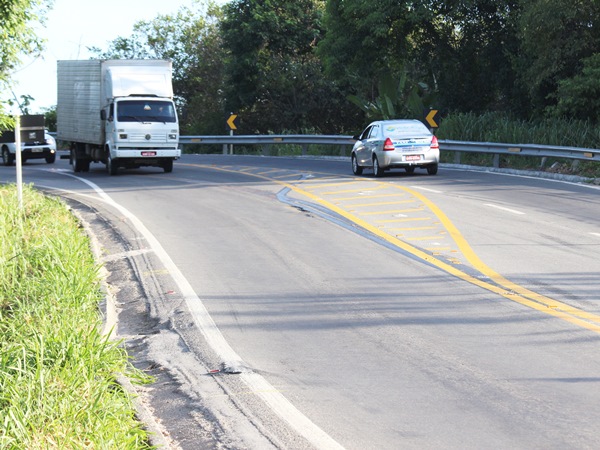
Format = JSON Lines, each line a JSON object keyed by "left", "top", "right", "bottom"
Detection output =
{"left": 377, "top": 217, "right": 431, "bottom": 223}
{"left": 390, "top": 226, "right": 438, "bottom": 231}
{"left": 182, "top": 163, "right": 600, "bottom": 334}
{"left": 345, "top": 199, "right": 416, "bottom": 208}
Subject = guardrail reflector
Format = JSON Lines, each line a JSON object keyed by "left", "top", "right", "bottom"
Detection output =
{"left": 584, "top": 152, "right": 594, "bottom": 158}
{"left": 508, "top": 147, "right": 521, "bottom": 153}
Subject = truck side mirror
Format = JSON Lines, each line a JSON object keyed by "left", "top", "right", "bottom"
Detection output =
{"left": 100, "top": 110, "right": 106, "bottom": 120}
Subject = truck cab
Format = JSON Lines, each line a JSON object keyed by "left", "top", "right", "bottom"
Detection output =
{"left": 100, "top": 96, "right": 179, "bottom": 174}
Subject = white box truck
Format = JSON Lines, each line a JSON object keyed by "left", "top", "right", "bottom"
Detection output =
{"left": 57, "top": 59, "right": 180, "bottom": 175}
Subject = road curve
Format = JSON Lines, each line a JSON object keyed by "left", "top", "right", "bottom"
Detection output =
{"left": 1, "top": 155, "right": 600, "bottom": 449}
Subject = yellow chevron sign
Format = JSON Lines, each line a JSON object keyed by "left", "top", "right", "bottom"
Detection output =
{"left": 425, "top": 109, "right": 440, "bottom": 128}
{"left": 227, "top": 113, "right": 238, "bottom": 130}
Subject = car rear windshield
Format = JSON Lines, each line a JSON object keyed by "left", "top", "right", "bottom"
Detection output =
{"left": 383, "top": 122, "right": 430, "bottom": 138}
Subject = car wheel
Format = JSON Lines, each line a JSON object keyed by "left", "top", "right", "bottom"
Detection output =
{"left": 46, "top": 154, "right": 56, "bottom": 164}
{"left": 2, "top": 147, "right": 14, "bottom": 166}
{"left": 427, "top": 164, "right": 438, "bottom": 175}
{"left": 351, "top": 154, "right": 363, "bottom": 175}
{"left": 373, "top": 156, "right": 384, "bottom": 177}
{"left": 405, "top": 166, "right": 415, "bottom": 174}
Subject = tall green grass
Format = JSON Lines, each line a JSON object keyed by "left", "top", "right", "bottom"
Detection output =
{"left": 0, "top": 185, "right": 151, "bottom": 449}
{"left": 437, "top": 112, "right": 600, "bottom": 178}
{"left": 437, "top": 112, "right": 600, "bottom": 147}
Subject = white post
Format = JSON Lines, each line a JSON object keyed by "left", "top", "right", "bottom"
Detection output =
{"left": 15, "top": 115, "right": 23, "bottom": 209}
{"left": 229, "top": 129, "right": 234, "bottom": 155}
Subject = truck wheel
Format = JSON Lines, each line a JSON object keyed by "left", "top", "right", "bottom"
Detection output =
{"left": 2, "top": 147, "right": 14, "bottom": 166}
{"left": 106, "top": 154, "right": 118, "bottom": 175}
{"left": 162, "top": 159, "right": 173, "bottom": 173}
{"left": 73, "top": 149, "right": 90, "bottom": 172}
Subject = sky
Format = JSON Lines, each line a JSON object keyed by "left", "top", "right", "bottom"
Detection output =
{"left": 6, "top": 0, "right": 228, "bottom": 113}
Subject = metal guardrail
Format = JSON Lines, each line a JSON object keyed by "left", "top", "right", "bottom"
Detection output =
{"left": 179, "top": 135, "right": 599, "bottom": 166}
{"left": 180, "top": 135, "right": 356, "bottom": 146}
{"left": 440, "top": 140, "right": 599, "bottom": 167}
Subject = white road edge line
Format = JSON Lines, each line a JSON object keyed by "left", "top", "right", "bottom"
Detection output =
{"left": 484, "top": 203, "right": 525, "bottom": 215}
{"left": 52, "top": 172, "right": 346, "bottom": 450}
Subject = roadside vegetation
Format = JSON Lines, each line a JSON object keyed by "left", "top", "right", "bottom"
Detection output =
{"left": 0, "top": 184, "right": 151, "bottom": 449}
{"left": 436, "top": 112, "right": 600, "bottom": 179}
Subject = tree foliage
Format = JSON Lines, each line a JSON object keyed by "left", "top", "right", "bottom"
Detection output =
{"left": 220, "top": 0, "right": 358, "bottom": 133}
{"left": 549, "top": 53, "right": 600, "bottom": 121}
{"left": 516, "top": 0, "right": 600, "bottom": 114}
{"left": 0, "top": 0, "right": 49, "bottom": 128}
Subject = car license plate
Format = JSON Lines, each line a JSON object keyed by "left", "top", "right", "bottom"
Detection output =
{"left": 141, "top": 151, "right": 156, "bottom": 156}
{"left": 405, "top": 155, "right": 421, "bottom": 161}
{"left": 32, "top": 148, "right": 42, "bottom": 152}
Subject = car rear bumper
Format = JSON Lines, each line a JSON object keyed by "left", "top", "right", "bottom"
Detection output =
{"left": 379, "top": 150, "right": 439, "bottom": 168}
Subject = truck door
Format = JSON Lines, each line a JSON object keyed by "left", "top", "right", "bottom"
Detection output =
{"left": 104, "top": 103, "right": 116, "bottom": 146}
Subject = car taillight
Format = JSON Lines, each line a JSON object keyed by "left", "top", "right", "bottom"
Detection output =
{"left": 430, "top": 135, "right": 439, "bottom": 150}
{"left": 383, "top": 137, "right": 395, "bottom": 151}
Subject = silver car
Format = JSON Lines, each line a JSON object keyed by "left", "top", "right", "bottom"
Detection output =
{"left": 351, "top": 119, "right": 439, "bottom": 176}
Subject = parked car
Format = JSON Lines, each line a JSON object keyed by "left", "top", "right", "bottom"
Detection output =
{"left": 351, "top": 119, "right": 439, "bottom": 176}
{"left": 1, "top": 130, "right": 57, "bottom": 166}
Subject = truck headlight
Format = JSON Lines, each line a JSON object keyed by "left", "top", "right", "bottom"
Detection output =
{"left": 168, "top": 133, "right": 177, "bottom": 140}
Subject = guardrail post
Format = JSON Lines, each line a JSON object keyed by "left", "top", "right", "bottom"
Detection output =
{"left": 493, "top": 154, "right": 500, "bottom": 168}
{"left": 302, "top": 144, "right": 308, "bottom": 156}
{"left": 453, "top": 151, "right": 462, "bottom": 164}
{"left": 262, "top": 145, "right": 271, "bottom": 156}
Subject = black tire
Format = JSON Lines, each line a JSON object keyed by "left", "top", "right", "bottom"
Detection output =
{"left": 373, "top": 156, "right": 384, "bottom": 177}
{"left": 2, "top": 147, "right": 14, "bottom": 166}
{"left": 427, "top": 163, "right": 438, "bottom": 175}
{"left": 106, "top": 153, "right": 118, "bottom": 176}
{"left": 73, "top": 150, "right": 83, "bottom": 172}
{"left": 72, "top": 144, "right": 90, "bottom": 172}
{"left": 162, "top": 159, "right": 173, "bottom": 173}
{"left": 351, "top": 154, "right": 363, "bottom": 175}
{"left": 46, "top": 154, "right": 56, "bottom": 164}
{"left": 405, "top": 166, "right": 415, "bottom": 174}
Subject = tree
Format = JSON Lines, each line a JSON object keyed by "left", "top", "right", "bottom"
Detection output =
{"left": 516, "top": 0, "right": 600, "bottom": 113}
{"left": 548, "top": 53, "right": 600, "bottom": 122}
{"left": 317, "top": 0, "right": 414, "bottom": 99}
{"left": 91, "top": 0, "right": 226, "bottom": 134}
{"left": 0, "top": 0, "right": 49, "bottom": 128}
{"left": 220, "top": 0, "right": 355, "bottom": 133}
{"left": 413, "top": 0, "right": 521, "bottom": 115}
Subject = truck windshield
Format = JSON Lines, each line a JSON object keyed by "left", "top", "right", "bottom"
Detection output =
{"left": 117, "top": 100, "right": 177, "bottom": 123}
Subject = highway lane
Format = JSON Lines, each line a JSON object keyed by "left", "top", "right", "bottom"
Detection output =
{"left": 2, "top": 155, "right": 600, "bottom": 449}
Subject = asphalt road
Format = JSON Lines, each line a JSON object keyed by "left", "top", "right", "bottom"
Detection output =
{"left": 2, "top": 155, "right": 600, "bottom": 449}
